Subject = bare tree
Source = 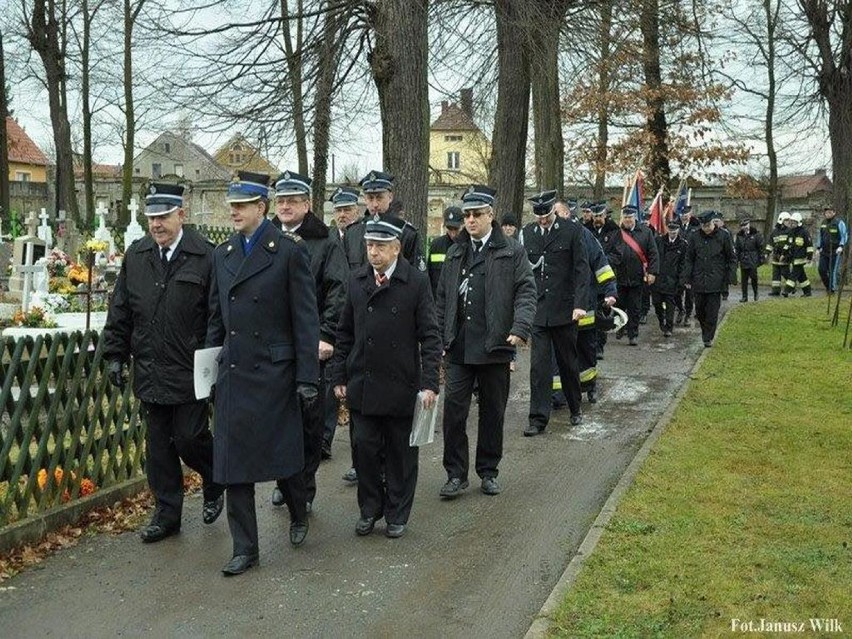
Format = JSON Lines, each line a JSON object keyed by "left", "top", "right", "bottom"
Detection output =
{"left": 639, "top": 0, "right": 670, "bottom": 194}
{"left": 0, "top": 27, "right": 10, "bottom": 222}
{"left": 119, "top": 0, "right": 148, "bottom": 227}
{"left": 23, "top": 0, "right": 81, "bottom": 224}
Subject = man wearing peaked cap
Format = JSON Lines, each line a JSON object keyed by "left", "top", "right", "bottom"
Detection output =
{"left": 268, "top": 170, "right": 348, "bottom": 544}
{"left": 207, "top": 170, "right": 320, "bottom": 575}
{"left": 602, "top": 204, "right": 659, "bottom": 346}
{"left": 330, "top": 186, "right": 361, "bottom": 243}
{"left": 435, "top": 184, "right": 536, "bottom": 498}
{"left": 816, "top": 205, "right": 847, "bottom": 294}
{"left": 735, "top": 218, "right": 764, "bottom": 302}
{"left": 680, "top": 208, "right": 736, "bottom": 347}
{"left": 331, "top": 216, "right": 441, "bottom": 539}
{"left": 342, "top": 170, "right": 426, "bottom": 273}
{"left": 519, "top": 189, "right": 591, "bottom": 434}
{"left": 103, "top": 182, "right": 225, "bottom": 545}
{"left": 652, "top": 213, "right": 688, "bottom": 337}
{"left": 427, "top": 206, "right": 463, "bottom": 297}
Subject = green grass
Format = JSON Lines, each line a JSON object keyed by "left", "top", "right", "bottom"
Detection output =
{"left": 550, "top": 298, "right": 852, "bottom": 638}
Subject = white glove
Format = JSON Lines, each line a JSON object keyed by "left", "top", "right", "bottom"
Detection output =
{"left": 837, "top": 247, "right": 844, "bottom": 255}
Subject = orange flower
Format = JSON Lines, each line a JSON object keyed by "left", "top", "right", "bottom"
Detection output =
{"left": 80, "top": 479, "right": 96, "bottom": 496}
{"left": 54, "top": 468, "right": 64, "bottom": 484}
{"left": 37, "top": 469, "right": 48, "bottom": 490}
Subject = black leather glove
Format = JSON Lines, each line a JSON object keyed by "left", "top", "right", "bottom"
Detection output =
{"left": 107, "top": 360, "right": 126, "bottom": 390}
{"left": 296, "top": 383, "right": 319, "bottom": 413}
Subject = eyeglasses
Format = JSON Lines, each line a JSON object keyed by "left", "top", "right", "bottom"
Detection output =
{"left": 463, "top": 209, "right": 488, "bottom": 219}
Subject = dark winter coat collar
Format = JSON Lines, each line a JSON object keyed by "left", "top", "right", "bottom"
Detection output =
{"left": 454, "top": 221, "right": 509, "bottom": 250}
{"left": 130, "top": 225, "right": 209, "bottom": 256}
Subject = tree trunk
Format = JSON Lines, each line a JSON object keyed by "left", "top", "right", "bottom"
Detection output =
{"left": 311, "top": 3, "right": 345, "bottom": 215}
{"left": 281, "top": 0, "right": 308, "bottom": 174}
{"left": 762, "top": 0, "right": 778, "bottom": 239}
{"left": 28, "top": 0, "right": 80, "bottom": 226}
{"left": 81, "top": 0, "right": 95, "bottom": 225}
{"left": 0, "top": 28, "right": 10, "bottom": 223}
{"left": 369, "top": 0, "right": 430, "bottom": 239}
{"left": 593, "top": 0, "right": 613, "bottom": 200}
{"left": 120, "top": 0, "right": 135, "bottom": 228}
{"left": 529, "top": 1, "right": 567, "bottom": 193}
{"left": 640, "top": 0, "right": 670, "bottom": 195}
{"left": 489, "top": 0, "right": 531, "bottom": 220}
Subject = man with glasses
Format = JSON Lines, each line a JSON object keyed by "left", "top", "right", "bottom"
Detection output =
{"left": 520, "top": 190, "right": 590, "bottom": 435}
{"left": 435, "top": 185, "right": 536, "bottom": 499}
{"left": 268, "top": 171, "right": 347, "bottom": 545}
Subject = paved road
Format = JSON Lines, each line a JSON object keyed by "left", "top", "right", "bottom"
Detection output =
{"left": 0, "top": 305, "right": 725, "bottom": 638}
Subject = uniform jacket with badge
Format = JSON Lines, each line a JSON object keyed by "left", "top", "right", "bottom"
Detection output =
{"left": 591, "top": 218, "right": 620, "bottom": 247}
{"left": 604, "top": 222, "right": 660, "bottom": 287}
{"left": 734, "top": 227, "right": 765, "bottom": 270}
{"left": 784, "top": 225, "right": 814, "bottom": 265}
{"left": 103, "top": 226, "right": 212, "bottom": 405}
{"left": 331, "top": 257, "right": 441, "bottom": 418}
{"left": 520, "top": 218, "right": 591, "bottom": 327}
{"left": 765, "top": 223, "right": 790, "bottom": 265}
{"left": 344, "top": 213, "right": 425, "bottom": 272}
{"left": 206, "top": 221, "right": 319, "bottom": 485}
{"left": 653, "top": 233, "right": 688, "bottom": 295}
{"left": 680, "top": 228, "right": 736, "bottom": 293}
{"left": 272, "top": 211, "right": 348, "bottom": 345}
{"left": 436, "top": 222, "right": 536, "bottom": 353}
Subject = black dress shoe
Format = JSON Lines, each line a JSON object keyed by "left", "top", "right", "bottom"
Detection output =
{"left": 523, "top": 423, "right": 545, "bottom": 436}
{"left": 570, "top": 413, "right": 583, "bottom": 426}
{"left": 139, "top": 523, "right": 180, "bottom": 543}
{"left": 222, "top": 554, "right": 259, "bottom": 576}
{"left": 356, "top": 516, "right": 378, "bottom": 536}
{"left": 290, "top": 520, "right": 308, "bottom": 546}
{"left": 203, "top": 494, "right": 224, "bottom": 524}
{"left": 480, "top": 477, "right": 502, "bottom": 495}
{"left": 342, "top": 468, "right": 358, "bottom": 484}
{"left": 271, "top": 486, "right": 285, "bottom": 506}
{"left": 615, "top": 327, "right": 625, "bottom": 340}
{"left": 587, "top": 390, "right": 597, "bottom": 404}
{"left": 704, "top": 340, "right": 713, "bottom": 348}
{"left": 439, "top": 477, "right": 469, "bottom": 499}
{"left": 385, "top": 523, "right": 406, "bottom": 538}
{"left": 628, "top": 337, "right": 638, "bottom": 346}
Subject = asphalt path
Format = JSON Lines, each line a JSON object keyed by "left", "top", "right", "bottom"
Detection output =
{"left": 0, "top": 301, "right": 730, "bottom": 638}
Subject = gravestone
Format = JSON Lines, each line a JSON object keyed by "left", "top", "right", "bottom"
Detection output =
{"left": 8, "top": 213, "right": 47, "bottom": 299}
{"left": 124, "top": 197, "right": 145, "bottom": 250}
{"left": 37, "top": 208, "right": 54, "bottom": 248}
{"left": 93, "top": 202, "right": 115, "bottom": 254}
{"left": 0, "top": 241, "right": 13, "bottom": 291}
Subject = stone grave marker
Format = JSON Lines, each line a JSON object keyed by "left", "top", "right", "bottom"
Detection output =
{"left": 124, "top": 197, "right": 145, "bottom": 250}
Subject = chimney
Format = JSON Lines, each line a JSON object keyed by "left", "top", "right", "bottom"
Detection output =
{"left": 441, "top": 101, "right": 449, "bottom": 115}
{"left": 460, "top": 88, "right": 473, "bottom": 118}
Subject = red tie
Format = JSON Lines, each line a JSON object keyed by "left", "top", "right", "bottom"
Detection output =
{"left": 375, "top": 272, "right": 388, "bottom": 287}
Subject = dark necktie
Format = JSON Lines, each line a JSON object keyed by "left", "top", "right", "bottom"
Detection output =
{"left": 375, "top": 271, "right": 388, "bottom": 287}
{"left": 161, "top": 246, "right": 170, "bottom": 269}
{"left": 472, "top": 239, "right": 483, "bottom": 253}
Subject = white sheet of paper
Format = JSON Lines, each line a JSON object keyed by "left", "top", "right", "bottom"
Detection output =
{"left": 194, "top": 347, "right": 222, "bottom": 399}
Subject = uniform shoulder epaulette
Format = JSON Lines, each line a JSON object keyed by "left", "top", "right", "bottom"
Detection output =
{"left": 281, "top": 230, "right": 303, "bottom": 243}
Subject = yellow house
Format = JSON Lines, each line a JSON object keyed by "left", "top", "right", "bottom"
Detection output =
{"left": 429, "top": 89, "right": 490, "bottom": 186}
{"left": 6, "top": 117, "right": 48, "bottom": 183}
{"left": 213, "top": 133, "right": 279, "bottom": 176}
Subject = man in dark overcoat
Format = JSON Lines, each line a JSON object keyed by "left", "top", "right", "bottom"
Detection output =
{"left": 331, "top": 219, "right": 441, "bottom": 539}
{"left": 681, "top": 210, "right": 736, "bottom": 347}
{"left": 521, "top": 189, "right": 590, "bottom": 434}
{"left": 435, "top": 185, "right": 536, "bottom": 498}
{"left": 652, "top": 218, "right": 688, "bottom": 337}
{"left": 268, "top": 170, "right": 347, "bottom": 544}
{"left": 734, "top": 219, "right": 764, "bottom": 302}
{"left": 104, "top": 182, "right": 224, "bottom": 543}
{"left": 206, "top": 171, "right": 319, "bottom": 575}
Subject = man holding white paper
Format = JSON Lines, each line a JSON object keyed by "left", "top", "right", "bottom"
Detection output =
{"left": 331, "top": 219, "right": 441, "bottom": 539}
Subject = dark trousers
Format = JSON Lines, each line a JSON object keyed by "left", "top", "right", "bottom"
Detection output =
{"left": 143, "top": 401, "right": 221, "bottom": 527}
{"left": 576, "top": 326, "right": 597, "bottom": 392}
{"left": 321, "top": 361, "right": 340, "bottom": 447}
{"left": 740, "top": 267, "right": 759, "bottom": 299}
{"left": 530, "top": 322, "right": 581, "bottom": 427}
{"left": 818, "top": 251, "right": 842, "bottom": 292}
{"left": 641, "top": 283, "right": 651, "bottom": 316}
{"left": 694, "top": 292, "right": 722, "bottom": 343}
{"left": 443, "top": 361, "right": 510, "bottom": 482}
{"left": 275, "top": 472, "right": 308, "bottom": 523}
{"left": 651, "top": 291, "right": 676, "bottom": 331}
{"left": 619, "top": 285, "right": 643, "bottom": 338}
{"left": 351, "top": 410, "right": 418, "bottom": 525}
{"left": 682, "top": 286, "right": 694, "bottom": 316}
{"left": 226, "top": 483, "right": 259, "bottom": 557}
{"left": 770, "top": 263, "right": 789, "bottom": 294}
{"left": 785, "top": 264, "right": 811, "bottom": 294}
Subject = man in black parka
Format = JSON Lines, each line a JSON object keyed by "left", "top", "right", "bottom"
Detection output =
{"left": 734, "top": 219, "right": 764, "bottom": 302}
{"left": 103, "top": 182, "right": 224, "bottom": 544}
{"left": 269, "top": 170, "right": 347, "bottom": 544}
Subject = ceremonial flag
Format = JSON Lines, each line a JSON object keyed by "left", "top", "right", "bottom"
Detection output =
{"left": 626, "top": 169, "right": 645, "bottom": 220}
{"left": 672, "top": 179, "right": 689, "bottom": 218}
{"left": 648, "top": 188, "right": 667, "bottom": 234}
